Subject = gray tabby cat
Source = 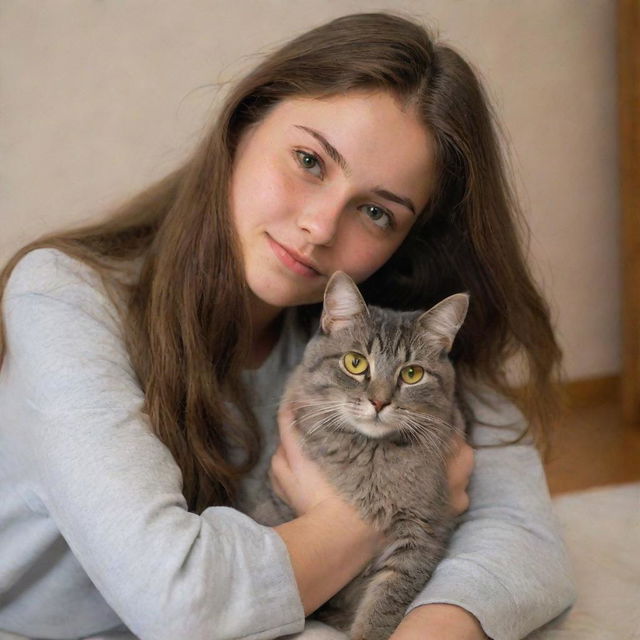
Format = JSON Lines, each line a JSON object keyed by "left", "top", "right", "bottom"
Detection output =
{"left": 254, "top": 271, "right": 469, "bottom": 640}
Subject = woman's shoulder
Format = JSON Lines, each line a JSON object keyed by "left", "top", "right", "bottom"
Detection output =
{"left": 2, "top": 248, "right": 137, "bottom": 411}
{"left": 3, "top": 247, "right": 124, "bottom": 334}
{"left": 4, "top": 247, "right": 127, "bottom": 314}
{"left": 461, "top": 381, "right": 532, "bottom": 446}
{"left": 6, "top": 247, "right": 104, "bottom": 297}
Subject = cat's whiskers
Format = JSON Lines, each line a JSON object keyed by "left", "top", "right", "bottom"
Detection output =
{"left": 300, "top": 414, "right": 343, "bottom": 436}
{"left": 289, "top": 400, "right": 344, "bottom": 418}
{"left": 404, "top": 412, "right": 450, "bottom": 438}
{"left": 293, "top": 401, "right": 344, "bottom": 414}
{"left": 288, "top": 399, "right": 343, "bottom": 421}
{"left": 402, "top": 410, "right": 455, "bottom": 445}
{"left": 259, "top": 398, "right": 342, "bottom": 413}
{"left": 401, "top": 418, "right": 438, "bottom": 450}
{"left": 400, "top": 416, "right": 450, "bottom": 466}
{"left": 305, "top": 413, "right": 347, "bottom": 438}
{"left": 400, "top": 423, "right": 421, "bottom": 448}
{"left": 408, "top": 422, "right": 448, "bottom": 452}
{"left": 289, "top": 397, "right": 343, "bottom": 409}
{"left": 293, "top": 400, "right": 344, "bottom": 429}
{"left": 296, "top": 403, "right": 343, "bottom": 425}
{"left": 401, "top": 407, "right": 455, "bottom": 432}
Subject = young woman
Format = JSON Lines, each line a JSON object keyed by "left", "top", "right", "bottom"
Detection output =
{"left": 0, "top": 13, "right": 575, "bottom": 640}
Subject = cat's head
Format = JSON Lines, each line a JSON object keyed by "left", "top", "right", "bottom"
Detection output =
{"left": 295, "top": 272, "right": 469, "bottom": 441}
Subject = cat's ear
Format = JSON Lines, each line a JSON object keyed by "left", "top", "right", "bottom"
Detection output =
{"left": 417, "top": 293, "right": 469, "bottom": 353}
{"left": 321, "top": 271, "right": 369, "bottom": 335}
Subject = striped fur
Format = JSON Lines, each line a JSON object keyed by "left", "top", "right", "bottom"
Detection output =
{"left": 254, "top": 273, "right": 469, "bottom": 639}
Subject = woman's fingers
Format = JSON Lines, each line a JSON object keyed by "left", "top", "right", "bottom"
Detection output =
{"left": 268, "top": 445, "right": 288, "bottom": 502}
{"left": 271, "top": 402, "right": 340, "bottom": 516}
{"left": 447, "top": 434, "right": 475, "bottom": 516}
{"left": 276, "top": 403, "right": 300, "bottom": 463}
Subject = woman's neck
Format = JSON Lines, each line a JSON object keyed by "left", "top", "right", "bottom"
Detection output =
{"left": 245, "top": 294, "right": 284, "bottom": 370}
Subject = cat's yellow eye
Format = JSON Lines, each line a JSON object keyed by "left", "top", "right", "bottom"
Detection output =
{"left": 400, "top": 365, "right": 424, "bottom": 384}
{"left": 343, "top": 352, "right": 369, "bottom": 375}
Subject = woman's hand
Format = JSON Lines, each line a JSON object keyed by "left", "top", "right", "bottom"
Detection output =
{"left": 390, "top": 604, "right": 488, "bottom": 639}
{"left": 271, "top": 404, "right": 385, "bottom": 615}
{"left": 447, "top": 433, "right": 475, "bottom": 516}
{"left": 270, "top": 403, "right": 346, "bottom": 516}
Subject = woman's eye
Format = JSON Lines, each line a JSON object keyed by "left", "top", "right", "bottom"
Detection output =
{"left": 295, "top": 150, "right": 323, "bottom": 178}
{"left": 359, "top": 204, "right": 393, "bottom": 230}
{"left": 400, "top": 365, "right": 424, "bottom": 384}
{"left": 343, "top": 351, "right": 369, "bottom": 375}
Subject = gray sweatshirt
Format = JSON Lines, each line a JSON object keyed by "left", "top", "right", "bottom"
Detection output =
{"left": 0, "top": 249, "right": 575, "bottom": 640}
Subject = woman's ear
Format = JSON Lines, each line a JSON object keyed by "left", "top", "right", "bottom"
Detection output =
{"left": 320, "top": 271, "right": 369, "bottom": 335}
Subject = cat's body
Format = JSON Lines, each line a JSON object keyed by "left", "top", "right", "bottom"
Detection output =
{"left": 250, "top": 272, "right": 469, "bottom": 640}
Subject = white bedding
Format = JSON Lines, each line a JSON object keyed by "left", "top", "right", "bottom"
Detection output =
{"left": 527, "top": 482, "right": 640, "bottom": 640}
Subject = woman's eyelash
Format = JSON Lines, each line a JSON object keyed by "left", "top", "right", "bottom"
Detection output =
{"left": 359, "top": 204, "right": 396, "bottom": 230}
{"left": 294, "top": 149, "right": 324, "bottom": 178}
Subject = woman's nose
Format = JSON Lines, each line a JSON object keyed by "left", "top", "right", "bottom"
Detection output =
{"left": 296, "top": 200, "right": 344, "bottom": 247}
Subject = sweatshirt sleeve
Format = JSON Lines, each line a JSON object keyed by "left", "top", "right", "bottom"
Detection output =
{"left": 405, "top": 386, "right": 576, "bottom": 640}
{"left": 1, "top": 249, "right": 305, "bottom": 640}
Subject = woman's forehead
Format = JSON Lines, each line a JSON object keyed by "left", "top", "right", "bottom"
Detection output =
{"left": 258, "top": 91, "right": 436, "bottom": 209}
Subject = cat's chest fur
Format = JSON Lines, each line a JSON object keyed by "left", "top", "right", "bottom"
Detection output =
{"left": 300, "top": 428, "right": 448, "bottom": 531}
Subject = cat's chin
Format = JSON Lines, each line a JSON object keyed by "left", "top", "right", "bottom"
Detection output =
{"left": 349, "top": 420, "right": 397, "bottom": 439}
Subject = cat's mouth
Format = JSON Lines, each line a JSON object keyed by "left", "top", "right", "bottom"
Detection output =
{"left": 347, "top": 409, "right": 397, "bottom": 439}
{"left": 351, "top": 420, "right": 397, "bottom": 439}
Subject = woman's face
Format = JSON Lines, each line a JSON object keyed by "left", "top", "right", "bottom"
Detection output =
{"left": 230, "top": 91, "right": 435, "bottom": 310}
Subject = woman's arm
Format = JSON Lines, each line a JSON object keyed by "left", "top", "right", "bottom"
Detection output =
{"left": 1, "top": 249, "right": 308, "bottom": 640}
{"left": 392, "top": 604, "right": 487, "bottom": 639}
{"left": 271, "top": 406, "right": 383, "bottom": 615}
{"left": 3, "top": 249, "right": 393, "bottom": 639}
{"left": 400, "top": 389, "right": 576, "bottom": 640}
{"left": 275, "top": 501, "right": 379, "bottom": 616}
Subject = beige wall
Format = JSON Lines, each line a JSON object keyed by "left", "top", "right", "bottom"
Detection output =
{"left": 0, "top": 0, "right": 620, "bottom": 381}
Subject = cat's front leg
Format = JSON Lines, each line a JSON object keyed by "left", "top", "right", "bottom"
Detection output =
{"left": 348, "top": 545, "right": 440, "bottom": 640}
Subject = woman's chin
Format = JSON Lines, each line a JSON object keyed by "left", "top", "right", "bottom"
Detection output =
{"left": 247, "top": 272, "right": 325, "bottom": 309}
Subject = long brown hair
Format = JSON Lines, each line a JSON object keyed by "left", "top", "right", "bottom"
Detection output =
{"left": 0, "top": 13, "right": 561, "bottom": 512}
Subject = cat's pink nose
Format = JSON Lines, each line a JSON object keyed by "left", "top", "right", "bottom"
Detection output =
{"left": 369, "top": 398, "right": 390, "bottom": 413}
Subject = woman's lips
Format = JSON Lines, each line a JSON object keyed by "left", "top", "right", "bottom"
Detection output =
{"left": 267, "top": 235, "right": 320, "bottom": 278}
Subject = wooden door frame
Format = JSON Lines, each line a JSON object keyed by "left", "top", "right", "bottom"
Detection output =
{"left": 620, "top": 0, "right": 640, "bottom": 425}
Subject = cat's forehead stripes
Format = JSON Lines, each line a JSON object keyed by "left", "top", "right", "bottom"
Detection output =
{"left": 369, "top": 322, "right": 413, "bottom": 365}
{"left": 391, "top": 328, "right": 411, "bottom": 363}
{"left": 309, "top": 351, "right": 348, "bottom": 371}
{"left": 365, "top": 334, "right": 376, "bottom": 354}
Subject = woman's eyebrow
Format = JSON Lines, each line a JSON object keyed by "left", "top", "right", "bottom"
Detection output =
{"left": 295, "top": 125, "right": 351, "bottom": 175}
{"left": 294, "top": 124, "right": 417, "bottom": 216}
{"left": 372, "top": 188, "right": 416, "bottom": 216}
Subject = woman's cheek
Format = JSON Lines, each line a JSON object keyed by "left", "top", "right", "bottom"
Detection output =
{"left": 338, "top": 231, "right": 395, "bottom": 283}
{"left": 261, "top": 166, "right": 301, "bottom": 224}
